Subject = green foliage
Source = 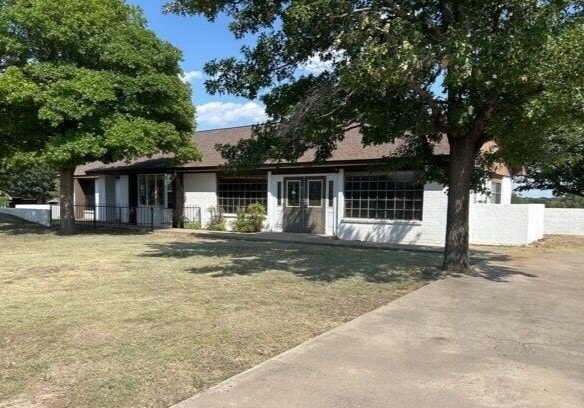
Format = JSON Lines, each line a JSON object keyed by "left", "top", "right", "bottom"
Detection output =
{"left": 232, "top": 203, "right": 266, "bottom": 233}
{"left": 207, "top": 210, "right": 227, "bottom": 231}
{"left": 512, "top": 193, "right": 584, "bottom": 208}
{"left": 0, "top": 160, "right": 56, "bottom": 201}
{"left": 185, "top": 220, "right": 202, "bottom": 230}
{"left": 0, "top": 194, "right": 9, "bottom": 207}
{"left": 166, "top": 0, "right": 584, "bottom": 188}
{"left": 0, "top": 0, "right": 199, "bottom": 168}
{"left": 515, "top": 127, "right": 584, "bottom": 197}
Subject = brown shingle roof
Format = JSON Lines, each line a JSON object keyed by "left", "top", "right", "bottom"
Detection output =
{"left": 76, "top": 125, "right": 449, "bottom": 176}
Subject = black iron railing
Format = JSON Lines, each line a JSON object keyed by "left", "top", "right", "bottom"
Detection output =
{"left": 49, "top": 204, "right": 201, "bottom": 231}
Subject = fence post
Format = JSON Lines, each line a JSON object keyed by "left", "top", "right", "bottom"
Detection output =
{"left": 93, "top": 205, "right": 97, "bottom": 230}
{"left": 49, "top": 203, "right": 53, "bottom": 227}
{"left": 150, "top": 207, "right": 154, "bottom": 231}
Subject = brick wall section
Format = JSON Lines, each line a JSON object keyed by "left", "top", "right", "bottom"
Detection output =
{"left": 544, "top": 208, "right": 584, "bottom": 235}
{"left": 184, "top": 173, "right": 217, "bottom": 227}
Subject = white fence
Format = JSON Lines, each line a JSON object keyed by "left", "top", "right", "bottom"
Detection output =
{"left": 0, "top": 205, "right": 51, "bottom": 226}
{"left": 469, "top": 204, "right": 545, "bottom": 246}
{"left": 544, "top": 208, "right": 584, "bottom": 235}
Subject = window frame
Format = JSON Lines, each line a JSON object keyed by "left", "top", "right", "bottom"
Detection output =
{"left": 307, "top": 179, "right": 324, "bottom": 208}
{"left": 343, "top": 172, "right": 424, "bottom": 222}
{"left": 285, "top": 179, "right": 301, "bottom": 208}
{"left": 217, "top": 176, "right": 268, "bottom": 214}
{"left": 138, "top": 174, "right": 171, "bottom": 208}
{"left": 490, "top": 180, "right": 503, "bottom": 204}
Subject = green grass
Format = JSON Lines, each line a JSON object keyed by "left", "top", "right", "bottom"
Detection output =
{"left": 0, "top": 214, "right": 440, "bottom": 408}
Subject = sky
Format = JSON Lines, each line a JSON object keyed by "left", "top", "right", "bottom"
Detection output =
{"left": 128, "top": 0, "right": 268, "bottom": 131}
{"left": 128, "top": 1, "right": 552, "bottom": 198}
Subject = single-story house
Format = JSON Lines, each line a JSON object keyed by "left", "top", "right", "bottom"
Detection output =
{"left": 74, "top": 125, "right": 537, "bottom": 247}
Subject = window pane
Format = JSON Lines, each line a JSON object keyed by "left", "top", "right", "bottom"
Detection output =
{"left": 156, "top": 175, "right": 165, "bottom": 207}
{"left": 167, "top": 176, "right": 175, "bottom": 209}
{"left": 308, "top": 180, "right": 323, "bottom": 207}
{"left": 287, "top": 180, "right": 301, "bottom": 207}
{"left": 147, "top": 175, "right": 156, "bottom": 207}
{"left": 217, "top": 177, "right": 268, "bottom": 214}
{"left": 328, "top": 180, "right": 334, "bottom": 207}
{"left": 344, "top": 172, "right": 423, "bottom": 220}
{"left": 277, "top": 182, "right": 282, "bottom": 206}
{"left": 138, "top": 175, "right": 147, "bottom": 206}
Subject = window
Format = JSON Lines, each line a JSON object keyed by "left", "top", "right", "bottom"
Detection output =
{"left": 344, "top": 172, "right": 423, "bottom": 221}
{"left": 491, "top": 180, "right": 502, "bottom": 204}
{"left": 308, "top": 180, "right": 323, "bottom": 207}
{"left": 286, "top": 180, "right": 301, "bottom": 207}
{"left": 217, "top": 177, "right": 268, "bottom": 214}
{"left": 277, "top": 181, "right": 282, "bottom": 206}
{"left": 328, "top": 180, "right": 334, "bottom": 207}
{"left": 138, "top": 174, "right": 170, "bottom": 207}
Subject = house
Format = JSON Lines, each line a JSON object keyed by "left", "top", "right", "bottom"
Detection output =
{"left": 74, "top": 125, "right": 532, "bottom": 247}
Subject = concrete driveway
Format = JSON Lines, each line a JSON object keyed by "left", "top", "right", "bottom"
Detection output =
{"left": 175, "top": 242, "right": 584, "bottom": 408}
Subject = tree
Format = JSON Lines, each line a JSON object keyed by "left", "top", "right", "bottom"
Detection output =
{"left": 515, "top": 127, "right": 584, "bottom": 197}
{"left": 512, "top": 193, "right": 584, "bottom": 208}
{"left": 0, "top": 160, "right": 57, "bottom": 202}
{"left": 0, "top": 0, "right": 199, "bottom": 234}
{"left": 167, "top": 0, "right": 584, "bottom": 271}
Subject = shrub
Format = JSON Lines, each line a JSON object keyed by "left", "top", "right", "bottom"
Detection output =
{"left": 207, "top": 210, "right": 227, "bottom": 231}
{"left": 232, "top": 203, "right": 266, "bottom": 233}
{"left": 0, "top": 194, "right": 9, "bottom": 207}
{"left": 185, "top": 221, "right": 202, "bottom": 230}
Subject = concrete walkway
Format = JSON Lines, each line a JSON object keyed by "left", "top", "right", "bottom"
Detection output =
{"left": 174, "top": 249, "right": 584, "bottom": 408}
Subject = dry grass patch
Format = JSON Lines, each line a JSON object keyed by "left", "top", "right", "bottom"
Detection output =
{"left": 0, "top": 214, "right": 439, "bottom": 407}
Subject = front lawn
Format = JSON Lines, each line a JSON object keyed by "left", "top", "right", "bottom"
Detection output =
{"left": 0, "top": 214, "right": 439, "bottom": 408}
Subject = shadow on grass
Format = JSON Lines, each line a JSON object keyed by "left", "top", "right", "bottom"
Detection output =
{"left": 0, "top": 214, "right": 151, "bottom": 236}
{"left": 144, "top": 237, "right": 443, "bottom": 283}
{"left": 143, "top": 236, "right": 538, "bottom": 284}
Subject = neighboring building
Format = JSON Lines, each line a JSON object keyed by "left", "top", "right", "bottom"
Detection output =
{"left": 74, "top": 125, "right": 521, "bottom": 247}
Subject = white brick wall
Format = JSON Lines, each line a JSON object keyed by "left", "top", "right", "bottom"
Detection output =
{"left": 0, "top": 207, "right": 51, "bottom": 226}
{"left": 469, "top": 204, "right": 545, "bottom": 245}
{"left": 184, "top": 173, "right": 217, "bottom": 227}
{"left": 338, "top": 183, "right": 448, "bottom": 246}
{"left": 544, "top": 208, "right": 584, "bottom": 235}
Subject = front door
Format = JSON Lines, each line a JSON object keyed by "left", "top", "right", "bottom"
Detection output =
{"left": 283, "top": 177, "right": 326, "bottom": 234}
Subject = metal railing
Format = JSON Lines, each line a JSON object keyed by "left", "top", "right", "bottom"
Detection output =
{"left": 49, "top": 204, "right": 201, "bottom": 231}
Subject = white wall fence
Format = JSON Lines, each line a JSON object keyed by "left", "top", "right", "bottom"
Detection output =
{"left": 544, "top": 208, "right": 584, "bottom": 236}
{"left": 469, "top": 204, "right": 545, "bottom": 246}
{"left": 0, "top": 205, "right": 52, "bottom": 226}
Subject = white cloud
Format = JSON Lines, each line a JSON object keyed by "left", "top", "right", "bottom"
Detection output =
{"left": 299, "top": 50, "right": 345, "bottom": 75}
{"left": 180, "top": 70, "right": 204, "bottom": 83}
{"left": 300, "top": 55, "right": 334, "bottom": 75}
{"left": 196, "top": 101, "right": 268, "bottom": 129}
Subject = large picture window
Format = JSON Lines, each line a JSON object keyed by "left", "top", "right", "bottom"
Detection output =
{"left": 344, "top": 173, "right": 423, "bottom": 221}
{"left": 217, "top": 177, "right": 268, "bottom": 214}
{"left": 138, "top": 174, "right": 171, "bottom": 207}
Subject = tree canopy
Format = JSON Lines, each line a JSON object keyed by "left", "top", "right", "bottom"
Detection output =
{"left": 515, "top": 126, "right": 584, "bottom": 197}
{"left": 167, "top": 0, "right": 584, "bottom": 271}
{"left": 0, "top": 0, "right": 199, "bottom": 169}
{"left": 0, "top": 160, "right": 57, "bottom": 201}
{"left": 0, "top": 0, "right": 199, "bottom": 232}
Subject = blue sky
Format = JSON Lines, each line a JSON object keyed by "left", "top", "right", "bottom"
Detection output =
{"left": 129, "top": 0, "right": 268, "bottom": 130}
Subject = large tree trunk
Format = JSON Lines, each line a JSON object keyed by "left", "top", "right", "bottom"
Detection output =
{"left": 443, "top": 136, "right": 477, "bottom": 272}
{"left": 59, "top": 167, "right": 76, "bottom": 235}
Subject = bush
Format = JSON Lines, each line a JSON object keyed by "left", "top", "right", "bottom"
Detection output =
{"left": 0, "top": 194, "right": 9, "bottom": 207}
{"left": 207, "top": 210, "right": 227, "bottom": 231}
{"left": 232, "top": 203, "right": 266, "bottom": 233}
{"left": 185, "top": 221, "right": 202, "bottom": 230}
